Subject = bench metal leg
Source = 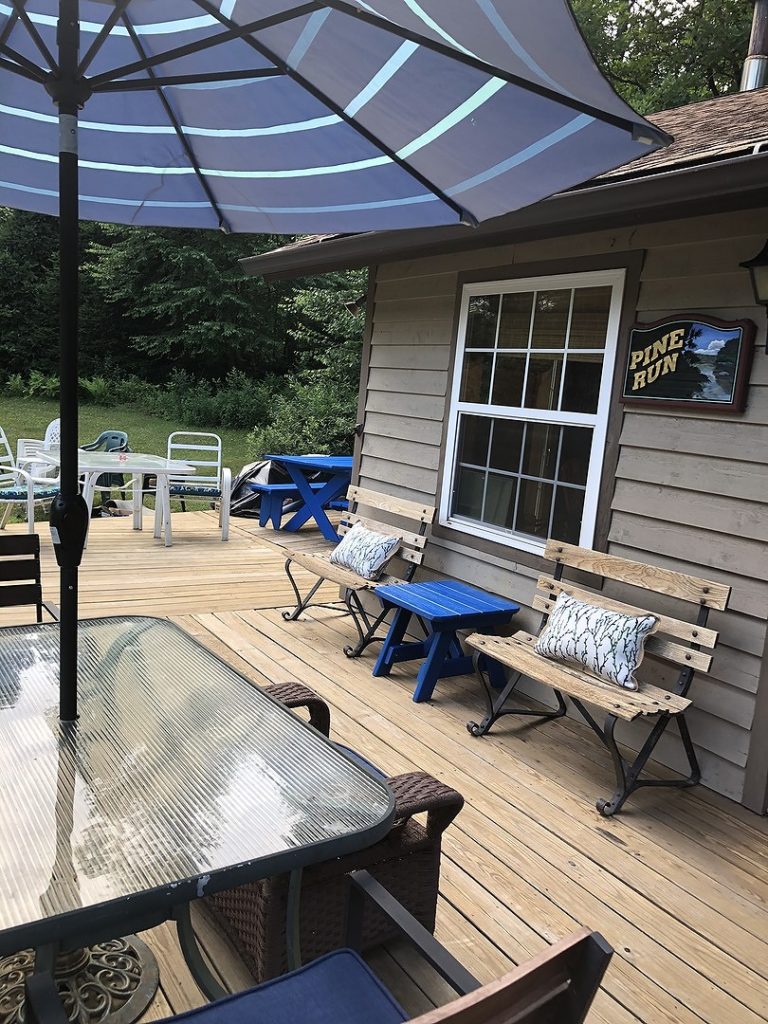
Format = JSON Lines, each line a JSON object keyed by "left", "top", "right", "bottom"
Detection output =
{"left": 570, "top": 700, "right": 701, "bottom": 817}
{"left": 281, "top": 558, "right": 357, "bottom": 624}
{"left": 342, "top": 590, "right": 390, "bottom": 658}
{"left": 467, "top": 655, "right": 567, "bottom": 737}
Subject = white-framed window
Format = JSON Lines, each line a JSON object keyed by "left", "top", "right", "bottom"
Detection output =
{"left": 440, "top": 269, "right": 625, "bottom": 556}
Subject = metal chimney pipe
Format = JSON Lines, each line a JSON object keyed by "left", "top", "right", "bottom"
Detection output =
{"left": 741, "top": 0, "right": 768, "bottom": 90}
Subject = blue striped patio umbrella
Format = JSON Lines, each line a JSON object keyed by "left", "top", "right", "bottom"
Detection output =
{"left": 0, "top": 1, "right": 669, "bottom": 719}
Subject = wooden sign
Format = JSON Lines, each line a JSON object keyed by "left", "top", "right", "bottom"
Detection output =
{"left": 621, "top": 316, "right": 755, "bottom": 412}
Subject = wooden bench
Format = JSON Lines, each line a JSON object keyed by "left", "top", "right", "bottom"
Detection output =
{"left": 465, "top": 539, "right": 731, "bottom": 816}
{"left": 281, "top": 485, "right": 436, "bottom": 658}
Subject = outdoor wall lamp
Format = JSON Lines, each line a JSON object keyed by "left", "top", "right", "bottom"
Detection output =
{"left": 741, "top": 241, "right": 768, "bottom": 351}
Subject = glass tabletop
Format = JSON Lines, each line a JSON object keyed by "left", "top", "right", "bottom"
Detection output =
{"left": 0, "top": 617, "right": 393, "bottom": 953}
{"left": 37, "top": 451, "right": 195, "bottom": 474}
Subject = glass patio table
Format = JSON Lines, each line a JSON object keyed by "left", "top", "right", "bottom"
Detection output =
{"left": 37, "top": 451, "right": 196, "bottom": 547}
{"left": 0, "top": 616, "right": 393, "bottom": 1020}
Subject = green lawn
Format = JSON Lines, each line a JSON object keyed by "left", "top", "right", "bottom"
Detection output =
{"left": 1, "top": 397, "right": 254, "bottom": 474}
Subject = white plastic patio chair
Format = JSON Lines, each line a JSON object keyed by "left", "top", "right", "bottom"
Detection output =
{"left": 165, "top": 431, "right": 231, "bottom": 541}
{"left": 15, "top": 417, "right": 61, "bottom": 480}
{"left": 0, "top": 426, "right": 60, "bottom": 533}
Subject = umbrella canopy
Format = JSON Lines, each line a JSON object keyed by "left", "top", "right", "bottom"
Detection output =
{"left": 0, "top": 1, "right": 668, "bottom": 233}
{"left": 0, "top": 1, "right": 669, "bottom": 721}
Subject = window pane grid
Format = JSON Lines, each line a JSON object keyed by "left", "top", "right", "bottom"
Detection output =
{"left": 452, "top": 414, "right": 590, "bottom": 540}
{"left": 460, "top": 287, "right": 607, "bottom": 412}
{"left": 449, "top": 275, "right": 618, "bottom": 550}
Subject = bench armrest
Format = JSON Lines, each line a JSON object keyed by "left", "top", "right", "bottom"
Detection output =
{"left": 347, "top": 869, "right": 480, "bottom": 996}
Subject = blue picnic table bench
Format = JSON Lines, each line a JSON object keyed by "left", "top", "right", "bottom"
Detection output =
{"left": 251, "top": 454, "right": 353, "bottom": 541}
{"left": 372, "top": 580, "right": 520, "bottom": 703}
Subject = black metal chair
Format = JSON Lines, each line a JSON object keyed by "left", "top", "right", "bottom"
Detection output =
{"left": 0, "top": 534, "right": 59, "bottom": 622}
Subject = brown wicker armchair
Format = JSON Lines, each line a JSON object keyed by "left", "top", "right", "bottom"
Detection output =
{"left": 205, "top": 681, "right": 464, "bottom": 983}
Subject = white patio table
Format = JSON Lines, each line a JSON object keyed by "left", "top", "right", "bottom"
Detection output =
{"left": 0, "top": 616, "right": 393, "bottom": 1023}
{"left": 38, "top": 451, "right": 195, "bottom": 547}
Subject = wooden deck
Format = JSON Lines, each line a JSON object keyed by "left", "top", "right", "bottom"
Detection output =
{"left": 3, "top": 511, "right": 768, "bottom": 1024}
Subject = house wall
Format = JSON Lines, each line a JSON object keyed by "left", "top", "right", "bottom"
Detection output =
{"left": 356, "top": 206, "right": 768, "bottom": 807}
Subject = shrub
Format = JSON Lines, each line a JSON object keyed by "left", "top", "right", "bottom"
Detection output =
{"left": 5, "top": 373, "right": 26, "bottom": 397}
{"left": 26, "top": 370, "right": 60, "bottom": 399}
{"left": 248, "top": 369, "right": 357, "bottom": 458}
{"left": 80, "top": 376, "right": 116, "bottom": 405}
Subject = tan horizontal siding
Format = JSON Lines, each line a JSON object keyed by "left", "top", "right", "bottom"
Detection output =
{"left": 365, "top": 390, "right": 447, "bottom": 421}
{"left": 615, "top": 448, "right": 768, "bottom": 504}
{"left": 619, "top": 412, "right": 768, "bottom": 464}
{"left": 374, "top": 273, "right": 457, "bottom": 301}
{"left": 364, "top": 411, "right": 444, "bottom": 446}
{"left": 360, "top": 204, "right": 768, "bottom": 804}
{"left": 612, "top": 480, "right": 766, "bottom": 547}
{"left": 369, "top": 344, "right": 451, "bottom": 371}
{"left": 361, "top": 433, "right": 441, "bottom": 471}
{"left": 359, "top": 454, "right": 438, "bottom": 497}
{"left": 367, "top": 367, "right": 448, "bottom": 397}
{"left": 357, "top": 473, "right": 434, "bottom": 505}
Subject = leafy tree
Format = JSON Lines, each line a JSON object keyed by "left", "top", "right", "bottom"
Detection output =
{"left": 86, "top": 226, "right": 294, "bottom": 380}
{"left": 249, "top": 270, "right": 367, "bottom": 456}
{"left": 573, "top": 0, "right": 754, "bottom": 113}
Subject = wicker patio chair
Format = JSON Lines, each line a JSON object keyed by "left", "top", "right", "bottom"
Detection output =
{"left": 207, "top": 681, "right": 464, "bottom": 983}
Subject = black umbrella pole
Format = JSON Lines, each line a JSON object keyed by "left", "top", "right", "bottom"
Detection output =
{"left": 52, "top": 0, "right": 89, "bottom": 722}
{"left": 58, "top": 137, "right": 79, "bottom": 722}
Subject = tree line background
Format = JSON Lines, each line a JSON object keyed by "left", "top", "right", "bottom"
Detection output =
{"left": 0, "top": 0, "right": 754, "bottom": 460}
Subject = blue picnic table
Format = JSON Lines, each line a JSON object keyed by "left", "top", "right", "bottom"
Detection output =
{"left": 372, "top": 580, "right": 520, "bottom": 703}
{"left": 261, "top": 454, "right": 353, "bottom": 542}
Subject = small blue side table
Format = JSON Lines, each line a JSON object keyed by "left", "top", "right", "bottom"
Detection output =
{"left": 373, "top": 580, "right": 520, "bottom": 703}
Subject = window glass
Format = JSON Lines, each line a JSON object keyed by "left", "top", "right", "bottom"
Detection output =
{"left": 561, "top": 353, "right": 601, "bottom": 414}
{"left": 460, "top": 352, "right": 493, "bottom": 403}
{"left": 498, "top": 292, "right": 533, "bottom": 349}
{"left": 484, "top": 474, "right": 517, "bottom": 529}
{"left": 465, "top": 295, "right": 499, "bottom": 348}
{"left": 569, "top": 286, "right": 611, "bottom": 349}
{"left": 454, "top": 466, "right": 484, "bottom": 519}
{"left": 491, "top": 354, "right": 526, "bottom": 407}
{"left": 457, "top": 415, "right": 491, "bottom": 466}
{"left": 524, "top": 355, "right": 563, "bottom": 410}
{"left": 559, "top": 426, "right": 592, "bottom": 485}
{"left": 552, "top": 486, "right": 585, "bottom": 544}
{"left": 531, "top": 290, "right": 570, "bottom": 348}
{"left": 516, "top": 479, "right": 553, "bottom": 538}
{"left": 489, "top": 419, "right": 524, "bottom": 473}
{"left": 521, "top": 423, "right": 559, "bottom": 480}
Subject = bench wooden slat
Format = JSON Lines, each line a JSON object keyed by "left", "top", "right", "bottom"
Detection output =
{"left": 535, "top": 575, "right": 719, "bottom": 649}
{"left": 286, "top": 548, "right": 400, "bottom": 592}
{"left": 348, "top": 485, "right": 435, "bottom": 525}
{"left": 466, "top": 632, "right": 691, "bottom": 721}
{"left": 543, "top": 540, "right": 731, "bottom": 610}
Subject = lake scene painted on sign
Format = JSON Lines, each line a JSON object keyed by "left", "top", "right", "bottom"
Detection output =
{"left": 622, "top": 319, "right": 747, "bottom": 406}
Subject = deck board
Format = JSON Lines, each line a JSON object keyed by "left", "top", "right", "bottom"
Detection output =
{"left": 1, "top": 512, "right": 766, "bottom": 1024}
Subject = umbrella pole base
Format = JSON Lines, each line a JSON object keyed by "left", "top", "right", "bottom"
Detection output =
{"left": 0, "top": 936, "right": 159, "bottom": 1024}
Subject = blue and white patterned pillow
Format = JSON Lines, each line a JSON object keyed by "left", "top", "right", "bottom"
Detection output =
{"left": 329, "top": 521, "right": 401, "bottom": 581}
{"left": 534, "top": 592, "right": 658, "bottom": 690}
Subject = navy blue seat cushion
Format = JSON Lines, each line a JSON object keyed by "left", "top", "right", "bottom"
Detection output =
{"left": 0, "top": 487, "right": 59, "bottom": 500}
{"left": 163, "top": 950, "right": 407, "bottom": 1024}
{"left": 169, "top": 484, "right": 221, "bottom": 498}
{"left": 333, "top": 744, "right": 388, "bottom": 782}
